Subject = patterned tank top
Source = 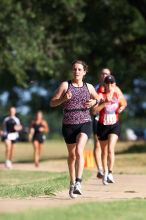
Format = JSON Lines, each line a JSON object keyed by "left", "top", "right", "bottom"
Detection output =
{"left": 63, "top": 81, "right": 92, "bottom": 124}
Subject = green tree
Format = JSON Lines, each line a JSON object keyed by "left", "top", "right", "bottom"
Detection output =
{"left": 0, "top": 0, "right": 146, "bottom": 89}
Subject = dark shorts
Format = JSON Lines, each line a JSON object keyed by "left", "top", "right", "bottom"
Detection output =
{"left": 92, "top": 116, "right": 99, "bottom": 134}
{"left": 32, "top": 134, "right": 45, "bottom": 144}
{"left": 62, "top": 122, "right": 92, "bottom": 144}
{"left": 96, "top": 121, "right": 120, "bottom": 141}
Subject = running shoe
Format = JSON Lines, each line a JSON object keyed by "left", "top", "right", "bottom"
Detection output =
{"left": 97, "top": 170, "right": 104, "bottom": 179}
{"left": 73, "top": 181, "right": 82, "bottom": 195}
{"left": 102, "top": 177, "right": 108, "bottom": 185}
{"left": 5, "top": 160, "right": 12, "bottom": 169}
{"left": 102, "top": 172, "right": 108, "bottom": 185}
{"left": 69, "top": 184, "right": 77, "bottom": 199}
{"left": 107, "top": 173, "right": 115, "bottom": 183}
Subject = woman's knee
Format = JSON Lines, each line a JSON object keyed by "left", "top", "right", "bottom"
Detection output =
{"left": 76, "top": 150, "right": 84, "bottom": 160}
{"left": 68, "top": 153, "right": 76, "bottom": 161}
{"left": 108, "top": 150, "right": 115, "bottom": 160}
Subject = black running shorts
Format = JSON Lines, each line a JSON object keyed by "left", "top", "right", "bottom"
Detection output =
{"left": 32, "top": 134, "right": 45, "bottom": 144}
{"left": 96, "top": 121, "right": 120, "bottom": 141}
{"left": 62, "top": 121, "right": 92, "bottom": 144}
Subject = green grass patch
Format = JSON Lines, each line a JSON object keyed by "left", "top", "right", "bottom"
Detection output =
{"left": 0, "top": 170, "right": 68, "bottom": 198}
{"left": 0, "top": 199, "right": 146, "bottom": 220}
{"left": 0, "top": 169, "right": 91, "bottom": 198}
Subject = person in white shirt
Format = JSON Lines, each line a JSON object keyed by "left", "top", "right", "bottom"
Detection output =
{"left": 1, "top": 107, "right": 22, "bottom": 169}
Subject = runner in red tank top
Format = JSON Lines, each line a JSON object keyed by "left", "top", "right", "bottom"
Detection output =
{"left": 92, "top": 68, "right": 127, "bottom": 181}
{"left": 92, "top": 75, "right": 127, "bottom": 185}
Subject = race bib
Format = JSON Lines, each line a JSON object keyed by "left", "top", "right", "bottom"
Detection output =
{"left": 103, "top": 113, "right": 117, "bottom": 125}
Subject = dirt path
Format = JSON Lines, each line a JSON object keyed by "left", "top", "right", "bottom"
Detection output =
{"left": 0, "top": 161, "right": 146, "bottom": 213}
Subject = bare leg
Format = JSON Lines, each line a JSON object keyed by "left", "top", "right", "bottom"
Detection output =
{"left": 70, "top": 133, "right": 88, "bottom": 195}
{"left": 33, "top": 140, "right": 41, "bottom": 167}
{"left": 93, "top": 134, "right": 103, "bottom": 172}
{"left": 66, "top": 143, "right": 76, "bottom": 184}
{"left": 66, "top": 133, "right": 88, "bottom": 198}
{"left": 75, "top": 133, "right": 88, "bottom": 179}
{"left": 100, "top": 140, "right": 108, "bottom": 174}
{"left": 5, "top": 140, "right": 14, "bottom": 161}
{"left": 100, "top": 140, "right": 109, "bottom": 185}
{"left": 5, "top": 140, "right": 14, "bottom": 168}
{"left": 108, "top": 134, "right": 118, "bottom": 172}
{"left": 66, "top": 133, "right": 88, "bottom": 182}
{"left": 67, "top": 143, "right": 78, "bottom": 198}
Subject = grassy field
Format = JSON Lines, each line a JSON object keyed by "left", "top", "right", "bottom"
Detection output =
{"left": 0, "top": 139, "right": 145, "bottom": 161}
{"left": 0, "top": 139, "right": 146, "bottom": 174}
{"left": 0, "top": 139, "right": 68, "bottom": 163}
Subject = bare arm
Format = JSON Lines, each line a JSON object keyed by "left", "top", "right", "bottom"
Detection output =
{"left": 118, "top": 97, "right": 127, "bottom": 113}
{"left": 14, "top": 124, "right": 23, "bottom": 131}
{"left": 43, "top": 120, "right": 49, "bottom": 133}
{"left": 14, "top": 120, "right": 23, "bottom": 131}
{"left": 29, "top": 121, "right": 35, "bottom": 134}
{"left": 50, "top": 81, "right": 71, "bottom": 107}
{"left": 92, "top": 99, "right": 108, "bottom": 115}
{"left": 116, "top": 86, "right": 127, "bottom": 108}
{"left": 85, "top": 83, "right": 101, "bottom": 108}
{"left": 28, "top": 121, "right": 35, "bottom": 141}
{"left": 39, "top": 120, "right": 49, "bottom": 133}
{"left": 116, "top": 86, "right": 127, "bottom": 112}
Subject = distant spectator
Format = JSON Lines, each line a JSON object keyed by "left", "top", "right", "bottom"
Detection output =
{"left": 0, "top": 107, "right": 22, "bottom": 169}
{"left": 29, "top": 111, "right": 49, "bottom": 167}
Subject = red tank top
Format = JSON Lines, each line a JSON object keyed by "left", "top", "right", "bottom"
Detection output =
{"left": 97, "top": 85, "right": 104, "bottom": 93}
{"left": 98, "top": 92, "right": 120, "bottom": 125}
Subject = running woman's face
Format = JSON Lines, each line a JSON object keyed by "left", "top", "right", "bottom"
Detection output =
{"left": 72, "top": 63, "right": 86, "bottom": 81}
{"left": 100, "top": 69, "right": 111, "bottom": 83}
{"left": 9, "top": 107, "right": 16, "bottom": 116}
{"left": 105, "top": 83, "right": 116, "bottom": 93}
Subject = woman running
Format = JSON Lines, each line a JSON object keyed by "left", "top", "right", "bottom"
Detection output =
{"left": 29, "top": 111, "right": 49, "bottom": 167}
{"left": 50, "top": 60, "right": 99, "bottom": 198}
{"left": 1, "top": 107, "right": 22, "bottom": 169}
{"left": 93, "top": 69, "right": 127, "bottom": 180}
{"left": 92, "top": 75, "right": 127, "bottom": 185}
